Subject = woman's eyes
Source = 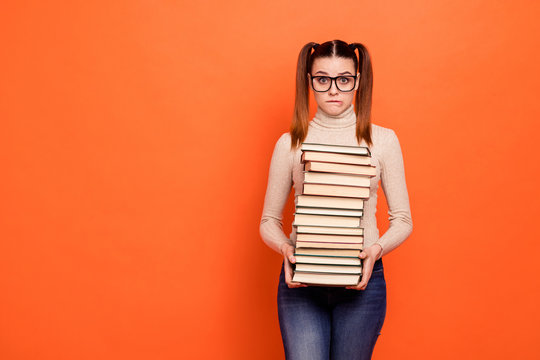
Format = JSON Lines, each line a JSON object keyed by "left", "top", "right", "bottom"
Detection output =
{"left": 316, "top": 77, "right": 351, "bottom": 83}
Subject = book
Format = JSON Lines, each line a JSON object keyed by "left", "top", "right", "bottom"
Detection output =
{"left": 292, "top": 272, "right": 360, "bottom": 286}
{"left": 296, "top": 195, "right": 364, "bottom": 210}
{"left": 303, "top": 171, "right": 371, "bottom": 187}
{"left": 296, "top": 233, "right": 363, "bottom": 244}
{"left": 294, "top": 247, "right": 361, "bottom": 257}
{"left": 295, "top": 241, "right": 363, "bottom": 250}
{"left": 303, "top": 183, "right": 370, "bottom": 199}
{"left": 301, "top": 142, "right": 371, "bottom": 156}
{"left": 296, "top": 225, "right": 364, "bottom": 236}
{"left": 295, "top": 206, "right": 363, "bottom": 217}
{"left": 302, "top": 151, "right": 371, "bottom": 166}
{"left": 294, "top": 263, "right": 362, "bottom": 274}
{"left": 294, "top": 255, "right": 362, "bottom": 266}
{"left": 305, "top": 161, "right": 376, "bottom": 176}
{"left": 292, "top": 213, "right": 361, "bottom": 228}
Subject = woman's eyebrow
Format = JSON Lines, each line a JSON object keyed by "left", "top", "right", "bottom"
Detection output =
{"left": 313, "top": 70, "right": 354, "bottom": 75}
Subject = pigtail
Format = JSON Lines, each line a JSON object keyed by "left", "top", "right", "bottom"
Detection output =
{"left": 349, "top": 42, "right": 374, "bottom": 147}
{"left": 290, "top": 42, "right": 318, "bottom": 150}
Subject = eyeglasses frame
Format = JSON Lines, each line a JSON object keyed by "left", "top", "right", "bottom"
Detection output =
{"left": 308, "top": 73, "right": 360, "bottom": 93}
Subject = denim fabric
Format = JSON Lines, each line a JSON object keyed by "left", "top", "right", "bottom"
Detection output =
{"left": 277, "top": 258, "right": 386, "bottom": 360}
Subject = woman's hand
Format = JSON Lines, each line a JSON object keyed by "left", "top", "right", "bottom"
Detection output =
{"left": 346, "top": 244, "right": 383, "bottom": 291}
{"left": 281, "top": 242, "right": 308, "bottom": 288}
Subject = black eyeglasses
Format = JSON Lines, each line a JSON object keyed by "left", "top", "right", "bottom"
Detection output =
{"left": 310, "top": 74, "right": 358, "bottom": 92}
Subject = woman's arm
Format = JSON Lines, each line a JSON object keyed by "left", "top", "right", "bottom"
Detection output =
{"left": 259, "top": 133, "right": 294, "bottom": 255}
{"left": 374, "top": 129, "right": 413, "bottom": 257}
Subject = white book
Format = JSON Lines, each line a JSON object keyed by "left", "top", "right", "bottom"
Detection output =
{"left": 304, "top": 171, "right": 371, "bottom": 187}
{"left": 305, "top": 161, "right": 376, "bottom": 176}
{"left": 294, "top": 255, "right": 362, "bottom": 266}
{"left": 293, "top": 213, "right": 361, "bottom": 228}
{"left": 296, "top": 225, "right": 364, "bottom": 236}
{"left": 296, "top": 233, "right": 363, "bottom": 244}
{"left": 296, "top": 195, "right": 364, "bottom": 210}
{"left": 302, "top": 151, "right": 371, "bottom": 166}
{"left": 303, "top": 183, "right": 370, "bottom": 199}
{"left": 292, "top": 272, "right": 360, "bottom": 286}
{"left": 294, "top": 263, "right": 362, "bottom": 274}
{"left": 296, "top": 206, "right": 363, "bottom": 217}
{"left": 301, "top": 142, "right": 371, "bottom": 156}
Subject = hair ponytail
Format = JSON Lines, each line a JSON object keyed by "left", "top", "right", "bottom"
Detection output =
{"left": 349, "top": 42, "right": 373, "bottom": 147}
{"left": 290, "top": 42, "right": 318, "bottom": 149}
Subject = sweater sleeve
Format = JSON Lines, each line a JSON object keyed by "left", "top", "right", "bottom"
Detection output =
{"left": 259, "top": 133, "right": 294, "bottom": 255}
{"left": 375, "top": 129, "right": 413, "bottom": 257}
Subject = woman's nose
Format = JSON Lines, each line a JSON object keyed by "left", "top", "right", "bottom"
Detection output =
{"left": 328, "top": 79, "right": 339, "bottom": 94}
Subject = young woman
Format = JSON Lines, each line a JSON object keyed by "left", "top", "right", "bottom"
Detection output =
{"left": 259, "top": 40, "right": 413, "bottom": 360}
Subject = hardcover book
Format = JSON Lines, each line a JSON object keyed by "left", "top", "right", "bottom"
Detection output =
{"left": 302, "top": 183, "right": 370, "bottom": 199}
{"left": 292, "top": 272, "right": 361, "bottom": 286}
{"left": 303, "top": 171, "right": 371, "bottom": 187}
{"left": 295, "top": 206, "right": 363, "bottom": 217}
{"left": 296, "top": 233, "right": 363, "bottom": 244}
{"left": 292, "top": 213, "right": 362, "bottom": 228}
{"left": 300, "top": 142, "right": 371, "bottom": 156}
{"left": 296, "top": 195, "right": 364, "bottom": 210}
{"left": 305, "top": 161, "right": 376, "bottom": 176}
{"left": 294, "top": 247, "right": 361, "bottom": 257}
{"left": 294, "top": 255, "right": 362, "bottom": 266}
{"left": 301, "top": 151, "right": 371, "bottom": 166}
{"left": 296, "top": 225, "right": 364, "bottom": 236}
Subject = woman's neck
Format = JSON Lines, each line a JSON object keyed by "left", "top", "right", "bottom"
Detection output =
{"left": 311, "top": 104, "right": 356, "bottom": 129}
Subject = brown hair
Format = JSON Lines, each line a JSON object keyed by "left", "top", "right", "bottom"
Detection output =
{"left": 289, "top": 40, "right": 374, "bottom": 150}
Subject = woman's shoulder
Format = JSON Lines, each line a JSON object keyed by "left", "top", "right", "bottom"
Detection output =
{"left": 370, "top": 123, "right": 405, "bottom": 164}
{"left": 269, "top": 132, "right": 295, "bottom": 157}
{"left": 277, "top": 131, "right": 292, "bottom": 143}
{"left": 273, "top": 132, "right": 293, "bottom": 150}
{"left": 370, "top": 123, "right": 403, "bottom": 159}
{"left": 371, "top": 123, "right": 397, "bottom": 140}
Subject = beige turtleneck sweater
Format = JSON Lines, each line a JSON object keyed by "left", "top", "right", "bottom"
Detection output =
{"left": 259, "top": 104, "right": 413, "bottom": 258}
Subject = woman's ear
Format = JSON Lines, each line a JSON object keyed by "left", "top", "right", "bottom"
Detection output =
{"left": 354, "top": 73, "right": 360, "bottom": 91}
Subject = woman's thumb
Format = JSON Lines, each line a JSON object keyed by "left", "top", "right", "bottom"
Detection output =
{"left": 289, "top": 254, "right": 296, "bottom": 263}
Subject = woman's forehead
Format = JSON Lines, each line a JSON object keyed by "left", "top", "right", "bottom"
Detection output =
{"left": 312, "top": 56, "right": 355, "bottom": 73}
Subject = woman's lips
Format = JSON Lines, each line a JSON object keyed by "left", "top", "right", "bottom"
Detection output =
{"left": 327, "top": 100, "right": 342, "bottom": 104}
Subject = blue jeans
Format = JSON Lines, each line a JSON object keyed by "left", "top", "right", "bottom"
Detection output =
{"left": 277, "top": 258, "right": 387, "bottom": 360}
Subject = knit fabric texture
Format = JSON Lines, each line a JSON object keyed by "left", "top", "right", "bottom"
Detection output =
{"left": 259, "top": 104, "right": 413, "bottom": 258}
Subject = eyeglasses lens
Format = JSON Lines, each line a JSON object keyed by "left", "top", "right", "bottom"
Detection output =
{"left": 312, "top": 76, "right": 356, "bottom": 92}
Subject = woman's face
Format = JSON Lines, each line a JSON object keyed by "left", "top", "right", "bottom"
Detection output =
{"left": 308, "top": 56, "right": 359, "bottom": 116}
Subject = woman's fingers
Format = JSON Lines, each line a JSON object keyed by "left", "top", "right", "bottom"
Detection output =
{"left": 346, "top": 250, "right": 375, "bottom": 290}
{"left": 285, "top": 269, "right": 306, "bottom": 287}
{"left": 356, "top": 270, "right": 371, "bottom": 290}
{"left": 284, "top": 255, "right": 307, "bottom": 288}
{"left": 288, "top": 281, "right": 306, "bottom": 288}
{"left": 346, "top": 269, "right": 371, "bottom": 290}
{"left": 350, "top": 277, "right": 370, "bottom": 290}
{"left": 284, "top": 245, "right": 296, "bottom": 264}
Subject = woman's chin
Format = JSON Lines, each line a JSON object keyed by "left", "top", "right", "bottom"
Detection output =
{"left": 321, "top": 104, "right": 345, "bottom": 115}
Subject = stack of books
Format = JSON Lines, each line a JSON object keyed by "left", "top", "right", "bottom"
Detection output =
{"left": 291, "top": 142, "right": 376, "bottom": 286}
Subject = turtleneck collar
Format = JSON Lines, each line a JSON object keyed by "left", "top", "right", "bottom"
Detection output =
{"left": 310, "top": 104, "right": 357, "bottom": 129}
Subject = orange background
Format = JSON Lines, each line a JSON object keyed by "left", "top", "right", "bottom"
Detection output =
{"left": 1, "top": 1, "right": 539, "bottom": 359}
